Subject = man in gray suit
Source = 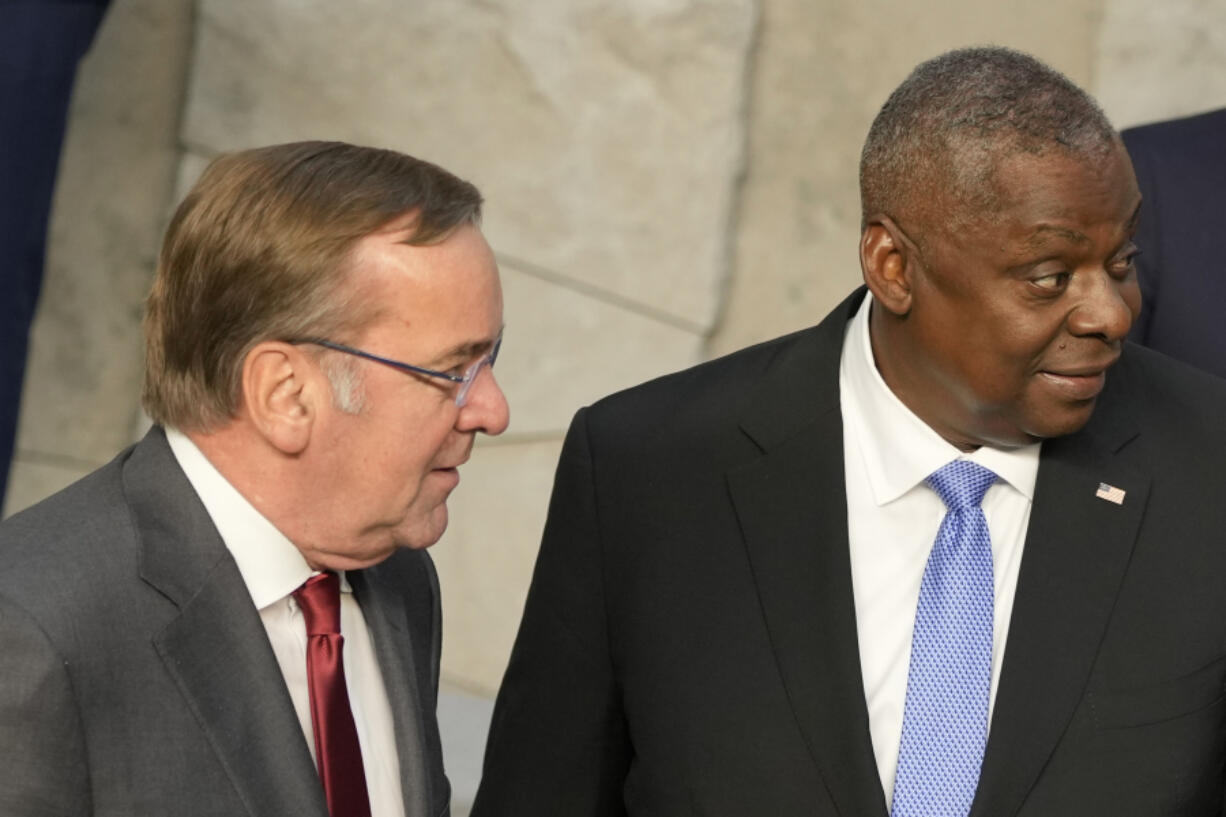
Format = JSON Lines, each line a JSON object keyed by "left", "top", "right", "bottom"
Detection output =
{"left": 0, "top": 141, "right": 509, "bottom": 817}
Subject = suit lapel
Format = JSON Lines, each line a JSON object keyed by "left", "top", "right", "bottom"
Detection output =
{"left": 128, "top": 429, "right": 327, "bottom": 817}
{"left": 153, "top": 563, "right": 328, "bottom": 817}
{"left": 349, "top": 563, "right": 434, "bottom": 817}
{"left": 723, "top": 289, "right": 1152, "bottom": 816}
{"left": 728, "top": 289, "right": 889, "bottom": 817}
{"left": 971, "top": 377, "right": 1148, "bottom": 817}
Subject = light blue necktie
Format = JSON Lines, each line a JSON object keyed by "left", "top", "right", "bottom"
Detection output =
{"left": 891, "top": 460, "right": 998, "bottom": 817}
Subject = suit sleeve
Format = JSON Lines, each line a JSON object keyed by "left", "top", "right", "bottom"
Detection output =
{"left": 471, "top": 408, "right": 631, "bottom": 817}
{"left": 0, "top": 595, "right": 91, "bottom": 816}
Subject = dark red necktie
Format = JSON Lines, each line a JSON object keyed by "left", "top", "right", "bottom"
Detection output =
{"left": 294, "top": 572, "right": 373, "bottom": 817}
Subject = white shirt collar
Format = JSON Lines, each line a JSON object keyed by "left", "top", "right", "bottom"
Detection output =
{"left": 164, "top": 427, "right": 343, "bottom": 610}
{"left": 840, "top": 293, "right": 1040, "bottom": 506}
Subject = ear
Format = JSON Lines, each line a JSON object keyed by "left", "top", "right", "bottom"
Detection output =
{"left": 240, "top": 342, "right": 320, "bottom": 455}
{"left": 860, "top": 215, "right": 918, "bottom": 316}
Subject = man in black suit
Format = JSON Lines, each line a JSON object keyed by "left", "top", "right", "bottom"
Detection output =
{"left": 0, "top": 142, "right": 509, "bottom": 816}
{"left": 472, "top": 48, "right": 1226, "bottom": 816}
{"left": 1122, "top": 106, "right": 1226, "bottom": 379}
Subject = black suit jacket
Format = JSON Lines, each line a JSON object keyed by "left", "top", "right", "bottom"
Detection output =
{"left": 473, "top": 289, "right": 1226, "bottom": 816}
{"left": 1123, "top": 107, "right": 1226, "bottom": 379}
{"left": 0, "top": 427, "right": 450, "bottom": 817}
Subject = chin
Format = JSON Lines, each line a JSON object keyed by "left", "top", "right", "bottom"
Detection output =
{"left": 963, "top": 404, "right": 1095, "bottom": 449}
{"left": 1019, "top": 403, "right": 1099, "bottom": 442}
{"left": 393, "top": 504, "right": 451, "bottom": 551}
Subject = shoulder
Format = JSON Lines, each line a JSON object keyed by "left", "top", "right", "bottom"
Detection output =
{"left": 571, "top": 289, "right": 864, "bottom": 470}
{"left": 0, "top": 450, "right": 135, "bottom": 574}
{"left": 0, "top": 448, "right": 140, "bottom": 635}
{"left": 1123, "top": 107, "right": 1226, "bottom": 161}
{"left": 568, "top": 325, "right": 826, "bottom": 474}
{"left": 595, "top": 326, "right": 813, "bottom": 416}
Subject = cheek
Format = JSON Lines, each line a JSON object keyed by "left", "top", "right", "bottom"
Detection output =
{"left": 960, "top": 335, "right": 1052, "bottom": 408}
{"left": 399, "top": 421, "right": 460, "bottom": 474}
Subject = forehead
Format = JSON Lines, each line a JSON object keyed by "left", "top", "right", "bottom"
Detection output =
{"left": 346, "top": 221, "right": 503, "bottom": 347}
{"left": 944, "top": 143, "right": 1139, "bottom": 248}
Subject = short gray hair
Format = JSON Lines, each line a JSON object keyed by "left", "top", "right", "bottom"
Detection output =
{"left": 859, "top": 46, "right": 1117, "bottom": 233}
{"left": 320, "top": 353, "right": 366, "bottom": 415}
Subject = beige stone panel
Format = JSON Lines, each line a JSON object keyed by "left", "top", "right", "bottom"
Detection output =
{"left": 710, "top": 0, "right": 1103, "bottom": 357}
{"left": 1095, "top": 0, "right": 1226, "bottom": 128}
{"left": 3, "top": 458, "right": 94, "bottom": 519}
{"left": 14, "top": 0, "right": 193, "bottom": 475}
{"left": 436, "top": 685, "right": 495, "bottom": 817}
{"left": 496, "top": 259, "right": 705, "bottom": 438}
{"left": 183, "top": 0, "right": 755, "bottom": 329}
{"left": 430, "top": 437, "right": 565, "bottom": 695}
{"left": 171, "top": 150, "right": 213, "bottom": 208}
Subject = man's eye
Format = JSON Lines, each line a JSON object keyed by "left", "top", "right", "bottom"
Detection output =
{"left": 1109, "top": 251, "right": 1140, "bottom": 277}
{"left": 1032, "top": 271, "right": 1070, "bottom": 290}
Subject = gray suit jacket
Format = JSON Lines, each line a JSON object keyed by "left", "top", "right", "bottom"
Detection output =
{"left": 0, "top": 427, "right": 450, "bottom": 817}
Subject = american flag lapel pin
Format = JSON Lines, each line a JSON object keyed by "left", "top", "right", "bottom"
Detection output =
{"left": 1095, "top": 482, "right": 1126, "bottom": 505}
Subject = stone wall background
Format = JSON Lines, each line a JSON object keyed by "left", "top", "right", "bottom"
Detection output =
{"left": 5, "top": 0, "right": 193, "bottom": 513}
{"left": 6, "top": 0, "right": 1223, "bottom": 810}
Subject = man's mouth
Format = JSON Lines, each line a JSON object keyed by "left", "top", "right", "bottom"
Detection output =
{"left": 1038, "top": 356, "right": 1119, "bottom": 401}
{"left": 430, "top": 466, "right": 462, "bottom": 491}
{"left": 434, "top": 454, "right": 469, "bottom": 472}
{"left": 431, "top": 451, "right": 471, "bottom": 484}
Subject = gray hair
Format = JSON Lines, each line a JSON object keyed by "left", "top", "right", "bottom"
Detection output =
{"left": 859, "top": 46, "right": 1117, "bottom": 233}
{"left": 320, "top": 352, "right": 367, "bottom": 415}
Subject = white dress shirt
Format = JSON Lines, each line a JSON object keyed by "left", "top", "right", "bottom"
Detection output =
{"left": 166, "top": 428, "right": 406, "bottom": 817}
{"left": 838, "top": 295, "right": 1040, "bottom": 800}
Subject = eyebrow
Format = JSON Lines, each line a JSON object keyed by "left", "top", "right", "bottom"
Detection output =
{"left": 1022, "top": 199, "right": 1144, "bottom": 250}
{"left": 425, "top": 328, "right": 504, "bottom": 368}
{"left": 1023, "top": 224, "right": 1090, "bottom": 248}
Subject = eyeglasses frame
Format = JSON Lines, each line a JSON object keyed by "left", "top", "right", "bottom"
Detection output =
{"left": 290, "top": 331, "right": 502, "bottom": 407}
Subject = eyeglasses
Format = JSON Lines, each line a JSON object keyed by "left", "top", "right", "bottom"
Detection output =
{"left": 291, "top": 331, "right": 502, "bottom": 407}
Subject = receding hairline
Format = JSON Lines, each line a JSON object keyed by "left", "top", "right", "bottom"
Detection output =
{"left": 326, "top": 212, "right": 482, "bottom": 320}
{"left": 372, "top": 206, "right": 482, "bottom": 248}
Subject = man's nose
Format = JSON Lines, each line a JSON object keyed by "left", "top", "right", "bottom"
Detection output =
{"left": 1068, "top": 270, "right": 1138, "bottom": 342}
{"left": 457, "top": 366, "right": 510, "bottom": 436}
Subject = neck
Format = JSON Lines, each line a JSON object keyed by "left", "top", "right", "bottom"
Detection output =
{"left": 867, "top": 305, "right": 983, "bottom": 453}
